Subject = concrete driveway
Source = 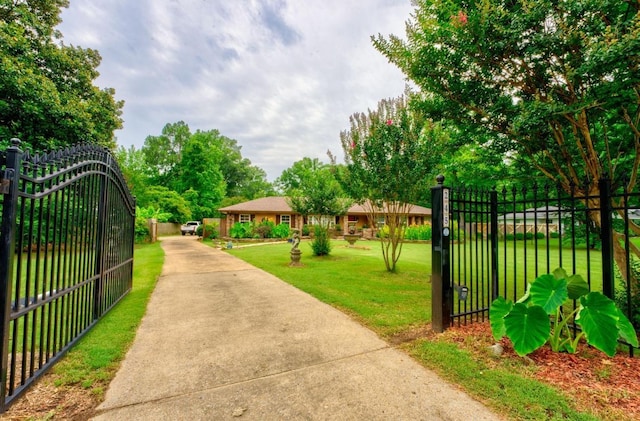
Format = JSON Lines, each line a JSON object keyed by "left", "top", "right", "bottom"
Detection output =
{"left": 92, "top": 236, "right": 501, "bottom": 420}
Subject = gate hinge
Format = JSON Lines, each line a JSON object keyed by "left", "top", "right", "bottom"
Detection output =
{"left": 0, "top": 169, "right": 14, "bottom": 195}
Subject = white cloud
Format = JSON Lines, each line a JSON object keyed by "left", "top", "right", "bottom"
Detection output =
{"left": 58, "top": 0, "right": 413, "bottom": 181}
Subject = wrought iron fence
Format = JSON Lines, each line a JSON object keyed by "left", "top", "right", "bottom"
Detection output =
{"left": 0, "top": 139, "right": 135, "bottom": 411}
{"left": 431, "top": 175, "right": 640, "bottom": 353}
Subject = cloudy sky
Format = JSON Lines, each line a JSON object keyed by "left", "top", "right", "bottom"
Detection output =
{"left": 57, "top": 0, "right": 414, "bottom": 181}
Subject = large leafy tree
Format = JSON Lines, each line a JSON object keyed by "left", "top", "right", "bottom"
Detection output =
{"left": 136, "top": 185, "right": 191, "bottom": 223}
{"left": 275, "top": 157, "right": 325, "bottom": 194}
{"left": 178, "top": 130, "right": 226, "bottom": 220}
{"left": 114, "top": 145, "right": 150, "bottom": 201}
{"left": 374, "top": 0, "right": 640, "bottom": 281}
{"left": 216, "top": 135, "right": 275, "bottom": 199}
{"left": 142, "top": 121, "right": 192, "bottom": 188}
{"left": 338, "top": 94, "right": 445, "bottom": 272}
{"left": 0, "top": 0, "right": 123, "bottom": 150}
{"left": 287, "top": 159, "right": 351, "bottom": 256}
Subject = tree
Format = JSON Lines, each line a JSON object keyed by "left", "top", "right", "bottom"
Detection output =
{"left": 178, "top": 130, "right": 226, "bottom": 220}
{"left": 114, "top": 145, "right": 150, "bottom": 200}
{"left": 373, "top": 0, "right": 640, "bottom": 283}
{"left": 0, "top": 0, "right": 123, "bottom": 150}
{"left": 275, "top": 157, "right": 325, "bottom": 194}
{"left": 338, "top": 94, "right": 444, "bottom": 272}
{"left": 142, "top": 121, "right": 191, "bottom": 188}
{"left": 286, "top": 160, "right": 351, "bottom": 256}
{"left": 136, "top": 185, "right": 191, "bottom": 223}
{"left": 215, "top": 135, "right": 274, "bottom": 199}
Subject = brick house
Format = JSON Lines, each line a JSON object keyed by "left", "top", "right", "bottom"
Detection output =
{"left": 218, "top": 197, "right": 431, "bottom": 238}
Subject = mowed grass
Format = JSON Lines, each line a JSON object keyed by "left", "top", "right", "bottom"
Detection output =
{"left": 225, "top": 239, "right": 431, "bottom": 337}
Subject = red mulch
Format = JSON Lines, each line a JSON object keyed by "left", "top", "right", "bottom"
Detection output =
{"left": 441, "top": 322, "right": 640, "bottom": 420}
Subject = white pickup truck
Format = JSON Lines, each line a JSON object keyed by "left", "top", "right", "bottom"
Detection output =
{"left": 180, "top": 221, "right": 201, "bottom": 236}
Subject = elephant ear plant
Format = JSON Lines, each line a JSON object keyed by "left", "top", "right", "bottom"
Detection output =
{"left": 490, "top": 268, "right": 638, "bottom": 357}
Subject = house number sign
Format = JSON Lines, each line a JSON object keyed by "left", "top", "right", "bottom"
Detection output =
{"left": 443, "top": 188, "right": 450, "bottom": 233}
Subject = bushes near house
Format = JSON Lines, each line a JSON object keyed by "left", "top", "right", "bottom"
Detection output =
{"left": 404, "top": 224, "right": 432, "bottom": 241}
{"left": 272, "top": 223, "right": 291, "bottom": 239}
{"left": 230, "top": 222, "right": 253, "bottom": 238}
{"left": 229, "top": 221, "right": 291, "bottom": 239}
{"left": 198, "top": 223, "right": 219, "bottom": 240}
{"left": 254, "top": 220, "right": 275, "bottom": 238}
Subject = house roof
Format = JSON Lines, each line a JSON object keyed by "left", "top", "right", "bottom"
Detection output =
{"left": 219, "top": 197, "right": 431, "bottom": 216}
{"left": 218, "top": 197, "right": 293, "bottom": 213}
{"left": 346, "top": 202, "right": 432, "bottom": 216}
{"left": 501, "top": 206, "right": 562, "bottom": 220}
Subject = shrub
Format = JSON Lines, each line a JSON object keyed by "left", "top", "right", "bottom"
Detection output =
{"left": 230, "top": 222, "right": 253, "bottom": 239}
{"left": 134, "top": 216, "right": 150, "bottom": 243}
{"left": 272, "top": 223, "right": 291, "bottom": 239}
{"left": 490, "top": 268, "right": 638, "bottom": 357}
{"left": 200, "top": 223, "right": 219, "bottom": 240}
{"left": 515, "top": 233, "right": 525, "bottom": 241}
{"left": 302, "top": 224, "right": 311, "bottom": 236}
{"left": 311, "top": 225, "right": 331, "bottom": 256}
{"left": 254, "top": 220, "right": 275, "bottom": 238}
{"left": 535, "top": 232, "right": 545, "bottom": 239}
{"left": 404, "top": 224, "right": 432, "bottom": 240}
{"left": 615, "top": 258, "right": 640, "bottom": 330}
{"left": 376, "top": 225, "right": 390, "bottom": 238}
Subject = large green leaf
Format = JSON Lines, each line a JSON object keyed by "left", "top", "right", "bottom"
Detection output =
{"left": 504, "top": 303, "right": 550, "bottom": 356}
{"left": 615, "top": 308, "right": 639, "bottom": 348}
{"left": 530, "top": 274, "right": 568, "bottom": 314}
{"left": 489, "top": 297, "right": 513, "bottom": 341}
{"left": 552, "top": 267, "right": 569, "bottom": 281}
{"left": 577, "top": 292, "right": 620, "bottom": 357}
{"left": 566, "top": 274, "right": 590, "bottom": 300}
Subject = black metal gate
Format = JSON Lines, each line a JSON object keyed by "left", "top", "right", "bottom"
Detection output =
{"left": 431, "top": 175, "right": 639, "bottom": 352}
{"left": 0, "top": 139, "right": 135, "bottom": 411}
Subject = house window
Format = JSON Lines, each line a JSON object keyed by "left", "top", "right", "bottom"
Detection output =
{"left": 308, "top": 215, "right": 333, "bottom": 226}
{"left": 280, "top": 214, "right": 291, "bottom": 226}
{"left": 348, "top": 215, "right": 358, "bottom": 222}
{"left": 240, "top": 214, "right": 251, "bottom": 223}
{"left": 376, "top": 216, "right": 386, "bottom": 227}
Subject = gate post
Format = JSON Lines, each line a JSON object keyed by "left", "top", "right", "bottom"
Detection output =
{"left": 0, "top": 139, "right": 22, "bottom": 411}
{"left": 599, "top": 177, "right": 614, "bottom": 299}
{"left": 431, "top": 175, "right": 451, "bottom": 332}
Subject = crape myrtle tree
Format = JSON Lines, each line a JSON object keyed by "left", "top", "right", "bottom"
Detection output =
{"left": 374, "top": 0, "right": 640, "bottom": 287}
{"left": 337, "top": 94, "right": 445, "bottom": 272}
{"left": 286, "top": 159, "right": 351, "bottom": 256}
{"left": 0, "top": 0, "right": 123, "bottom": 150}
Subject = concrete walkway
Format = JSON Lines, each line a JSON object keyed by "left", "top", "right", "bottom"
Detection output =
{"left": 92, "top": 236, "right": 501, "bottom": 420}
